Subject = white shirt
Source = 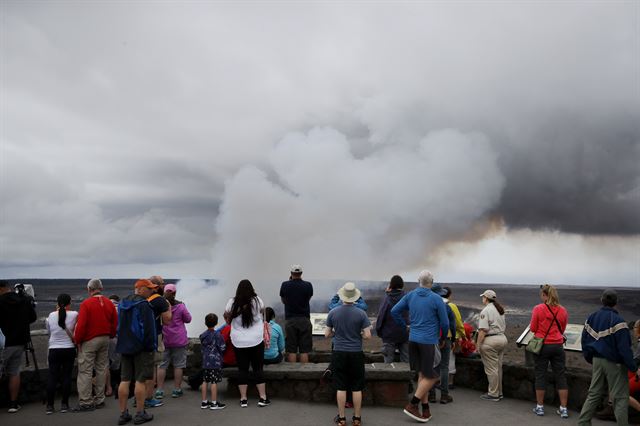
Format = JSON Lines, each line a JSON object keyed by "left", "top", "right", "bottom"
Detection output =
{"left": 46, "top": 310, "right": 78, "bottom": 349}
{"left": 225, "top": 296, "right": 264, "bottom": 348}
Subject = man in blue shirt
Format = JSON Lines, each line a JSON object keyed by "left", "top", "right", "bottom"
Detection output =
{"left": 325, "top": 282, "right": 371, "bottom": 426}
{"left": 391, "top": 270, "right": 449, "bottom": 423}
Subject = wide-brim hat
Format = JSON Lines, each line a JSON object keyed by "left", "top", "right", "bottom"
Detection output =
{"left": 338, "top": 282, "right": 361, "bottom": 303}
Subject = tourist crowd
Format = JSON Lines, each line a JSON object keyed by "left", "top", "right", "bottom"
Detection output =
{"left": 0, "top": 268, "right": 638, "bottom": 425}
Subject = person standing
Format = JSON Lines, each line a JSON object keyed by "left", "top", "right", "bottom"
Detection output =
{"left": 145, "top": 276, "right": 171, "bottom": 408}
{"left": 263, "top": 307, "right": 285, "bottom": 364}
{"left": 225, "top": 279, "right": 270, "bottom": 407}
{"left": 116, "top": 279, "right": 158, "bottom": 425}
{"left": 477, "top": 289, "right": 508, "bottom": 402}
{"left": 279, "top": 265, "right": 313, "bottom": 363}
{"left": 529, "top": 284, "right": 569, "bottom": 418}
{"left": 199, "top": 313, "right": 226, "bottom": 410}
{"left": 443, "top": 286, "right": 465, "bottom": 390}
{"left": 392, "top": 270, "right": 449, "bottom": 423}
{"left": 325, "top": 282, "right": 371, "bottom": 426}
{"left": 73, "top": 278, "right": 118, "bottom": 412}
{"left": 428, "top": 283, "right": 457, "bottom": 404}
{"left": 0, "top": 280, "right": 37, "bottom": 413}
{"left": 375, "top": 275, "right": 409, "bottom": 363}
{"left": 578, "top": 289, "right": 637, "bottom": 426}
{"left": 45, "top": 293, "right": 78, "bottom": 414}
{"left": 156, "top": 284, "right": 192, "bottom": 399}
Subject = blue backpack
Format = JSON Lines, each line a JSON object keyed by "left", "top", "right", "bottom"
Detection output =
{"left": 117, "top": 298, "right": 156, "bottom": 354}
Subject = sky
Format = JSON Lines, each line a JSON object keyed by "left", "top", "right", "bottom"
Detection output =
{"left": 1, "top": 1, "right": 639, "bottom": 290}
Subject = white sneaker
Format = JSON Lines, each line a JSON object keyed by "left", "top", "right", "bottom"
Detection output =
{"left": 557, "top": 407, "right": 569, "bottom": 419}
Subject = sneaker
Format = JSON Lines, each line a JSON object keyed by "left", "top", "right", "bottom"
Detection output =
{"left": 46, "top": 405, "right": 54, "bottom": 415}
{"left": 240, "top": 399, "right": 248, "bottom": 408}
{"left": 154, "top": 389, "right": 164, "bottom": 399}
{"left": 440, "top": 394, "right": 453, "bottom": 404}
{"left": 480, "top": 393, "right": 501, "bottom": 402}
{"left": 72, "top": 404, "right": 95, "bottom": 412}
{"left": 533, "top": 405, "right": 545, "bottom": 416}
{"left": 171, "top": 389, "right": 183, "bottom": 398}
{"left": 118, "top": 410, "right": 133, "bottom": 425}
{"left": 201, "top": 401, "right": 210, "bottom": 409}
{"left": 557, "top": 407, "right": 569, "bottom": 419}
{"left": 209, "top": 401, "right": 226, "bottom": 410}
{"left": 352, "top": 416, "right": 362, "bottom": 426}
{"left": 403, "top": 403, "right": 427, "bottom": 423}
{"left": 321, "top": 368, "right": 333, "bottom": 384}
{"left": 499, "top": 394, "right": 504, "bottom": 400}
{"left": 60, "top": 403, "right": 69, "bottom": 413}
{"left": 8, "top": 401, "right": 21, "bottom": 413}
{"left": 258, "top": 398, "right": 271, "bottom": 407}
{"left": 428, "top": 392, "right": 437, "bottom": 403}
{"left": 133, "top": 410, "right": 153, "bottom": 425}
{"left": 335, "top": 416, "right": 347, "bottom": 426}
{"left": 144, "top": 398, "right": 163, "bottom": 408}
{"left": 421, "top": 405, "right": 432, "bottom": 422}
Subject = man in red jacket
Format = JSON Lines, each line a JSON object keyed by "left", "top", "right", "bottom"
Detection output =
{"left": 73, "top": 278, "right": 118, "bottom": 412}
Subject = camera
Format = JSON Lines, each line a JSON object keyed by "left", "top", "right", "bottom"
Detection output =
{"left": 14, "top": 283, "right": 37, "bottom": 308}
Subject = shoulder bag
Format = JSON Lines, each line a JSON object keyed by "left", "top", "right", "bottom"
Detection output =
{"left": 526, "top": 305, "right": 558, "bottom": 355}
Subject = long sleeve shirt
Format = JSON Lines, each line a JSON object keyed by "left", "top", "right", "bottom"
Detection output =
{"left": 74, "top": 294, "right": 118, "bottom": 344}
{"left": 391, "top": 287, "right": 449, "bottom": 345}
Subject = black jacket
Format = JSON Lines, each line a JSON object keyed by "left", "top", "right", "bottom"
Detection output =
{"left": 0, "top": 291, "right": 37, "bottom": 346}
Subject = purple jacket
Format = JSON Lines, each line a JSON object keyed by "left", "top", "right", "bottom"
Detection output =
{"left": 162, "top": 302, "right": 192, "bottom": 348}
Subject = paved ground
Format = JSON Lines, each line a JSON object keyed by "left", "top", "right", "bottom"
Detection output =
{"left": 0, "top": 382, "right": 614, "bottom": 426}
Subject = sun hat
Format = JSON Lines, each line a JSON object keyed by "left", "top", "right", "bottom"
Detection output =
{"left": 338, "top": 282, "right": 361, "bottom": 303}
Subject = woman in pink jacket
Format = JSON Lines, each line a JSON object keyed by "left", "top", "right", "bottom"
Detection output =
{"left": 156, "top": 284, "right": 192, "bottom": 399}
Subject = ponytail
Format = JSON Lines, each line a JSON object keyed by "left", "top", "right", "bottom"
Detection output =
{"left": 57, "top": 293, "right": 71, "bottom": 329}
{"left": 490, "top": 299, "right": 505, "bottom": 315}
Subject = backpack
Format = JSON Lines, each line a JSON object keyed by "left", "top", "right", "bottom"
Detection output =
{"left": 117, "top": 298, "right": 156, "bottom": 354}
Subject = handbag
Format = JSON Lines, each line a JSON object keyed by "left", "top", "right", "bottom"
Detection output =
{"left": 526, "top": 306, "right": 558, "bottom": 355}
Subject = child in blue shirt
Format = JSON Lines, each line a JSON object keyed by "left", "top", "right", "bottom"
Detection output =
{"left": 199, "top": 313, "right": 226, "bottom": 410}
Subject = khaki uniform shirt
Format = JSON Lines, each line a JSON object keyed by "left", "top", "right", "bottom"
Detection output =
{"left": 478, "top": 303, "right": 505, "bottom": 335}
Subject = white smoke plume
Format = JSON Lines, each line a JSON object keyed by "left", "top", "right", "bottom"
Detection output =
{"left": 183, "top": 126, "right": 505, "bottom": 319}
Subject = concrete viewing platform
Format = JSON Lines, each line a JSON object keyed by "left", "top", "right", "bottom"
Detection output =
{"left": 0, "top": 380, "right": 613, "bottom": 426}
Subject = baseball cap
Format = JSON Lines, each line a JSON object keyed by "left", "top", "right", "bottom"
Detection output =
{"left": 164, "top": 284, "right": 177, "bottom": 293}
{"left": 135, "top": 279, "right": 158, "bottom": 289}
{"left": 290, "top": 264, "right": 303, "bottom": 274}
{"left": 480, "top": 289, "right": 497, "bottom": 300}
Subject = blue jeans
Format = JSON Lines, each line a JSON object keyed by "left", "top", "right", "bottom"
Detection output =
{"left": 381, "top": 342, "right": 409, "bottom": 363}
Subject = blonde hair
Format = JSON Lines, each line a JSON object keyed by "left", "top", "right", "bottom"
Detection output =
{"left": 540, "top": 284, "right": 560, "bottom": 307}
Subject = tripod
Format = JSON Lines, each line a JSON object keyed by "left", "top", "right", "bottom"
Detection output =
{"left": 24, "top": 338, "right": 46, "bottom": 404}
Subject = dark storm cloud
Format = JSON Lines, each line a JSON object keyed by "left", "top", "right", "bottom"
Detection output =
{"left": 1, "top": 1, "right": 638, "bottom": 282}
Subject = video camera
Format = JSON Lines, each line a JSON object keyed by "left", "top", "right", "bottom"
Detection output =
{"left": 14, "top": 283, "right": 37, "bottom": 308}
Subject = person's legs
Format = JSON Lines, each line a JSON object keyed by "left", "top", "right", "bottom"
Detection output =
{"left": 480, "top": 339, "right": 499, "bottom": 397}
{"left": 211, "top": 383, "right": 218, "bottom": 402}
{"left": 548, "top": 344, "right": 569, "bottom": 408}
{"left": 134, "top": 381, "right": 146, "bottom": 415}
{"left": 46, "top": 349, "right": 61, "bottom": 407}
{"left": 352, "top": 391, "right": 362, "bottom": 418}
{"left": 381, "top": 342, "right": 395, "bottom": 364}
{"left": 299, "top": 318, "right": 312, "bottom": 364}
{"left": 118, "top": 381, "right": 130, "bottom": 413}
{"left": 629, "top": 396, "right": 640, "bottom": 412}
{"left": 398, "top": 342, "right": 409, "bottom": 363}
{"left": 234, "top": 346, "right": 250, "bottom": 400}
{"left": 440, "top": 339, "right": 451, "bottom": 397}
{"left": 93, "top": 336, "right": 110, "bottom": 405}
{"left": 497, "top": 336, "right": 506, "bottom": 396}
{"left": 174, "top": 368, "right": 183, "bottom": 390}
{"left": 285, "top": 318, "right": 299, "bottom": 363}
{"left": 534, "top": 345, "right": 551, "bottom": 405}
{"left": 578, "top": 357, "right": 609, "bottom": 425}
{"left": 606, "top": 361, "right": 630, "bottom": 426}
{"left": 8, "top": 375, "right": 20, "bottom": 402}
{"left": 77, "top": 339, "right": 98, "bottom": 406}
{"left": 299, "top": 353, "right": 309, "bottom": 363}
{"left": 156, "top": 367, "right": 167, "bottom": 392}
{"left": 249, "top": 343, "right": 266, "bottom": 399}
{"left": 336, "top": 390, "right": 347, "bottom": 419}
{"left": 60, "top": 348, "right": 76, "bottom": 406}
